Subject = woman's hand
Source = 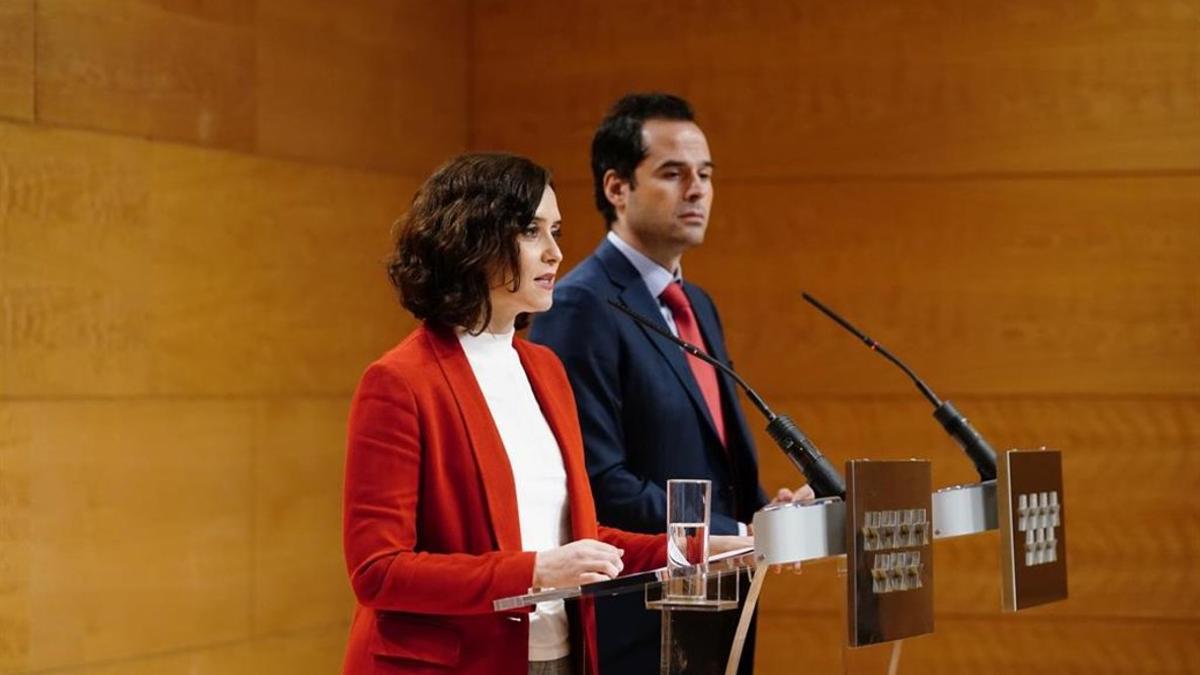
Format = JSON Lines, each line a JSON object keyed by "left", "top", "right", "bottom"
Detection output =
{"left": 710, "top": 535, "right": 754, "bottom": 557}
{"left": 533, "top": 539, "right": 625, "bottom": 589}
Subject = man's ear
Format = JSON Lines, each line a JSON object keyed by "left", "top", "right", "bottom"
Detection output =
{"left": 603, "top": 169, "right": 627, "bottom": 212}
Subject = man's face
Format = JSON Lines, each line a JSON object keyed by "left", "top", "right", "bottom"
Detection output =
{"left": 615, "top": 119, "right": 714, "bottom": 256}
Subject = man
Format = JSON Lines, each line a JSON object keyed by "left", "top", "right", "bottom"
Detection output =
{"left": 531, "top": 93, "right": 811, "bottom": 674}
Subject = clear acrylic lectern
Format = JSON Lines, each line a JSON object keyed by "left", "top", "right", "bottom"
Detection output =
{"left": 494, "top": 450, "right": 1068, "bottom": 674}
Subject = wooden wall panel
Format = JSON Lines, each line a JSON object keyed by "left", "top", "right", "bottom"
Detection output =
{"left": 0, "top": 0, "right": 33, "bottom": 121}
{"left": 0, "top": 401, "right": 253, "bottom": 674}
{"left": 15, "top": 623, "right": 348, "bottom": 675}
{"left": 0, "top": 122, "right": 154, "bottom": 397}
{"left": 0, "top": 406, "right": 30, "bottom": 670}
{"left": 0, "top": 398, "right": 364, "bottom": 675}
{"left": 756, "top": 612, "right": 1200, "bottom": 675}
{"left": 4, "top": 0, "right": 1193, "bottom": 673}
{"left": 238, "top": 625, "right": 348, "bottom": 675}
{"left": 252, "top": 399, "right": 353, "bottom": 635}
{"left": 36, "top": 0, "right": 256, "bottom": 150}
{"left": 547, "top": 179, "right": 1200, "bottom": 398}
{"left": 256, "top": 0, "right": 467, "bottom": 173}
{"left": 481, "top": 3, "right": 1200, "bottom": 671}
{"left": 0, "top": 126, "right": 7, "bottom": 396}
{"left": 0, "top": 121, "right": 416, "bottom": 398}
{"left": 32, "top": 0, "right": 469, "bottom": 171}
{"left": 753, "top": 397, "right": 1200, "bottom": 620}
{"left": 4, "top": 1, "right": 465, "bottom": 673}
{"left": 473, "top": 0, "right": 1200, "bottom": 181}
{"left": 143, "top": 141, "right": 414, "bottom": 396}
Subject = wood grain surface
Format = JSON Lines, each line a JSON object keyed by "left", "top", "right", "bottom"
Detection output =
{"left": 472, "top": 2, "right": 1200, "bottom": 672}
{"left": 0, "top": 0, "right": 32, "bottom": 121}
{"left": 1, "top": 0, "right": 1195, "bottom": 673}
{"left": 756, "top": 611, "right": 1200, "bottom": 674}
{"left": 472, "top": 0, "right": 1200, "bottom": 181}
{"left": 36, "top": 0, "right": 256, "bottom": 150}
{"left": 545, "top": 178, "right": 1200, "bottom": 398}
{"left": 1, "top": 2, "right": 457, "bottom": 674}
{"left": 0, "top": 400, "right": 254, "bottom": 672}
{"left": 256, "top": 0, "right": 467, "bottom": 173}
{"left": 0, "top": 121, "right": 416, "bottom": 398}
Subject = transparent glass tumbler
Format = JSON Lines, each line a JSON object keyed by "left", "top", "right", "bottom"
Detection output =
{"left": 665, "top": 478, "right": 711, "bottom": 600}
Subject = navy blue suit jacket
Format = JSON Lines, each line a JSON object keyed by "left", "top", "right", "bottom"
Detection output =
{"left": 531, "top": 239, "right": 768, "bottom": 674}
{"left": 530, "top": 239, "right": 768, "bottom": 536}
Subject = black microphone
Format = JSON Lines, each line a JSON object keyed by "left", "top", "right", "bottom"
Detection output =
{"left": 607, "top": 299, "right": 846, "bottom": 499}
{"left": 801, "top": 292, "right": 998, "bottom": 482}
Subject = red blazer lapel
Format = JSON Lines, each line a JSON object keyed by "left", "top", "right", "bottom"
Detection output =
{"left": 423, "top": 325, "right": 524, "bottom": 552}
{"left": 515, "top": 339, "right": 598, "bottom": 540}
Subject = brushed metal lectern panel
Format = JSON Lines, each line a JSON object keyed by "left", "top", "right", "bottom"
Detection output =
{"left": 846, "top": 459, "right": 934, "bottom": 647}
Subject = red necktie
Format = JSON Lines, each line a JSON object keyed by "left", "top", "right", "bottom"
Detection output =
{"left": 659, "top": 282, "right": 726, "bottom": 446}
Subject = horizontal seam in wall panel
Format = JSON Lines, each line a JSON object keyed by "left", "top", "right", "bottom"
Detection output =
{"left": 0, "top": 392, "right": 355, "bottom": 403}
{"left": 758, "top": 608, "right": 1200, "bottom": 626}
{"left": 0, "top": 111, "right": 36, "bottom": 126}
{"left": 748, "top": 392, "right": 1200, "bottom": 403}
{"left": 756, "top": 608, "right": 841, "bottom": 620}
{"left": 2, "top": 392, "right": 1197, "bottom": 404}
{"left": 551, "top": 168, "right": 1200, "bottom": 188}
{"left": 7, "top": 119, "right": 1195, "bottom": 182}
{"left": 8, "top": 620, "right": 351, "bottom": 675}
{"left": 0, "top": 117, "right": 428, "bottom": 181}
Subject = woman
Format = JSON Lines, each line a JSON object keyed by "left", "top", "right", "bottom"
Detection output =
{"left": 341, "top": 153, "right": 746, "bottom": 675}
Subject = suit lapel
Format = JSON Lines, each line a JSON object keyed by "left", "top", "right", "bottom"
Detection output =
{"left": 515, "top": 340, "right": 597, "bottom": 539}
{"left": 596, "top": 241, "right": 724, "bottom": 445}
{"left": 423, "top": 325, "right": 524, "bottom": 552}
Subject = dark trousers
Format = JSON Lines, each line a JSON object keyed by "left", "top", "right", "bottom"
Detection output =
{"left": 595, "top": 588, "right": 756, "bottom": 675}
{"left": 529, "top": 656, "right": 573, "bottom": 675}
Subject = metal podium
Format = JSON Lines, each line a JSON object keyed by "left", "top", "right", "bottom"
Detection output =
{"left": 495, "top": 449, "right": 1068, "bottom": 674}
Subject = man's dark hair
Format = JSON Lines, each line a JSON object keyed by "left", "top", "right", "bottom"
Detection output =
{"left": 387, "top": 153, "right": 551, "bottom": 333}
{"left": 591, "top": 92, "right": 695, "bottom": 227}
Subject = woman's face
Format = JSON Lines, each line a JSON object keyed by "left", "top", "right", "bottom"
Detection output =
{"left": 489, "top": 185, "right": 562, "bottom": 327}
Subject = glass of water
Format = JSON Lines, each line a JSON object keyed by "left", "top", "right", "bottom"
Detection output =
{"left": 665, "top": 478, "right": 711, "bottom": 600}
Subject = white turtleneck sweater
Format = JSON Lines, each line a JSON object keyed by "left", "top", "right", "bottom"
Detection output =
{"left": 458, "top": 328, "right": 571, "bottom": 662}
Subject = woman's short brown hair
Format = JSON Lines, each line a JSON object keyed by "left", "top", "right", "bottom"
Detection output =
{"left": 387, "top": 153, "right": 552, "bottom": 332}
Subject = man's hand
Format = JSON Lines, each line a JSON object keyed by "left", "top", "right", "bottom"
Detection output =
{"left": 763, "top": 486, "right": 814, "bottom": 574}
{"left": 771, "top": 484, "right": 816, "bottom": 505}
{"left": 746, "top": 485, "right": 818, "bottom": 538}
{"left": 533, "top": 539, "right": 624, "bottom": 588}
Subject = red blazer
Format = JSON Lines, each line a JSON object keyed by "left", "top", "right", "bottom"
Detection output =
{"left": 342, "top": 323, "right": 666, "bottom": 675}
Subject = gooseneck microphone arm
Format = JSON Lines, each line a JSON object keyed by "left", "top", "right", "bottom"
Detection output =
{"left": 800, "top": 292, "right": 998, "bottom": 482}
{"left": 801, "top": 294, "right": 940, "bottom": 406}
{"left": 607, "top": 299, "right": 846, "bottom": 499}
